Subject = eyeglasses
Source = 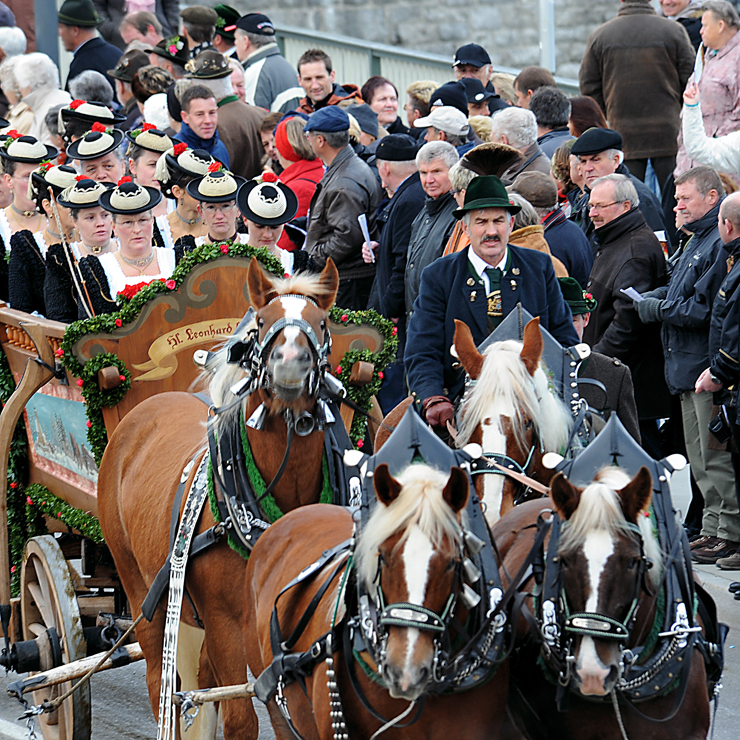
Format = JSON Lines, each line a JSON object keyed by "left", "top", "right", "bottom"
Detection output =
{"left": 203, "top": 202, "right": 235, "bottom": 214}
{"left": 587, "top": 201, "right": 620, "bottom": 211}
{"left": 116, "top": 215, "right": 153, "bottom": 229}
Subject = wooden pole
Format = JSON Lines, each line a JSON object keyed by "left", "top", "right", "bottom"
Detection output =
{"left": 172, "top": 682, "right": 255, "bottom": 706}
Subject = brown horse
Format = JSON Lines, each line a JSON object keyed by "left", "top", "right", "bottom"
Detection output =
{"left": 493, "top": 466, "right": 712, "bottom": 740}
{"left": 97, "top": 258, "right": 340, "bottom": 739}
{"left": 243, "top": 461, "right": 511, "bottom": 740}
{"left": 452, "top": 317, "right": 571, "bottom": 524}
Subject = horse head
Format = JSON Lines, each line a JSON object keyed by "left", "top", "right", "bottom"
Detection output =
{"left": 357, "top": 463, "right": 469, "bottom": 701}
{"left": 550, "top": 466, "right": 659, "bottom": 696}
{"left": 454, "top": 317, "right": 571, "bottom": 525}
{"left": 246, "top": 258, "right": 339, "bottom": 410}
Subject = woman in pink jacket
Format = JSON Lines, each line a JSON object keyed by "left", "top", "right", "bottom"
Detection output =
{"left": 676, "top": 0, "right": 740, "bottom": 176}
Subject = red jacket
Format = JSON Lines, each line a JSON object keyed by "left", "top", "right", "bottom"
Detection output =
{"left": 278, "top": 158, "right": 324, "bottom": 252}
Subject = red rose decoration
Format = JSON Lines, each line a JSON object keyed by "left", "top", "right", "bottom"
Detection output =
{"left": 340, "top": 314, "right": 348, "bottom": 322}
{"left": 119, "top": 374, "right": 126, "bottom": 382}
{"left": 356, "top": 439, "right": 364, "bottom": 448}
{"left": 378, "top": 371, "right": 384, "bottom": 379}
{"left": 284, "top": 272, "right": 290, "bottom": 278}
{"left": 57, "top": 512, "right": 62, "bottom": 518}
{"left": 166, "top": 279, "right": 176, "bottom": 290}
{"left": 10, "top": 482, "right": 17, "bottom": 489}
{"left": 69, "top": 100, "right": 85, "bottom": 110}
{"left": 336, "top": 366, "right": 343, "bottom": 374}
{"left": 207, "top": 161, "right": 222, "bottom": 173}
{"left": 262, "top": 171, "right": 278, "bottom": 183}
{"left": 142, "top": 123, "right": 156, "bottom": 131}
{"left": 86, "top": 420, "right": 92, "bottom": 428}
{"left": 55, "top": 348, "right": 63, "bottom": 357}
{"left": 91, "top": 122, "right": 108, "bottom": 133}
{"left": 173, "top": 142, "right": 187, "bottom": 157}
{"left": 76, "top": 378, "right": 84, "bottom": 387}
{"left": 392, "top": 327, "right": 398, "bottom": 336}
{"left": 220, "top": 244, "right": 229, "bottom": 254}
{"left": 10, "top": 566, "right": 15, "bottom": 573}
{"left": 118, "top": 175, "right": 133, "bottom": 185}
{"left": 5, "top": 129, "right": 20, "bottom": 139}
{"left": 114, "top": 318, "right": 122, "bottom": 327}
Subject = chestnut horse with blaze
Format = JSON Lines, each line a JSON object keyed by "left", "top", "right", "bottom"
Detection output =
{"left": 98, "top": 259, "right": 340, "bottom": 739}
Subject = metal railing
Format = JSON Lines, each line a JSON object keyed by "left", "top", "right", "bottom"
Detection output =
{"left": 274, "top": 24, "right": 580, "bottom": 107}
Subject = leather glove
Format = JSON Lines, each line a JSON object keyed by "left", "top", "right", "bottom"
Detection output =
{"left": 641, "top": 286, "right": 668, "bottom": 301}
{"left": 422, "top": 395, "right": 455, "bottom": 429}
{"left": 635, "top": 297, "right": 665, "bottom": 324}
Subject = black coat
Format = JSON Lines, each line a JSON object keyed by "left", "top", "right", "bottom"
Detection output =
{"left": 406, "top": 245, "right": 579, "bottom": 403}
{"left": 44, "top": 243, "right": 78, "bottom": 323}
{"left": 584, "top": 207, "right": 670, "bottom": 419}
{"left": 65, "top": 37, "right": 122, "bottom": 96}
{"left": 92, "top": 0, "right": 179, "bottom": 48}
{"left": 660, "top": 202, "right": 726, "bottom": 394}
{"left": 542, "top": 207, "right": 594, "bottom": 288}
{"left": 8, "top": 230, "right": 49, "bottom": 315}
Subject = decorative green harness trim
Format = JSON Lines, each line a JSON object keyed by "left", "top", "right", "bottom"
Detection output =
{"left": 207, "top": 414, "right": 334, "bottom": 559}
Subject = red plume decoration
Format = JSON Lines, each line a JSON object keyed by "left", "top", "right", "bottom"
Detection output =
{"left": 262, "top": 171, "right": 278, "bottom": 183}
{"left": 69, "top": 100, "right": 85, "bottom": 110}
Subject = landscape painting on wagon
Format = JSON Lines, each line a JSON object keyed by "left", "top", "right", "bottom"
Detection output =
{"left": 23, "top": 384, "right": 97, "bottom": 496}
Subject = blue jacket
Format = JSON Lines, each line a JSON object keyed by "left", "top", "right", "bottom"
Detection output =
{"left": 661, "top": 202, "right": 726, "bottom": 394}
{"left": 542, "top": 207, "right": 594, "bottom": 288}
{"left": 175, "top": 123, "right": 231, "bottom": 169}
{"left": 406, "top": 245, "right": 579, "bottom": 403}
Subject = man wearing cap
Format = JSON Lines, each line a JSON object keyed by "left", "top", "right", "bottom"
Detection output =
{"left": 452, "top": 43, "right": 508, "bottom": 115}
{"left": 490, "top": 107, "right": 550, "bottom": 181}
{"left": 570, "top": 127, "right": 666, "bottom": 246}
{"left": 185, "top": 51, "right": 265, "bottom": 179}
{"left": 510, "top": 171, "right": 593, "bottom": 288}
{"left": 303, "top": 106, "right": 381, "bottom": 311}
{"left": 148, "top": 34, "right": 188, "bottom": 79}
{"left": 212, "top": 5, "right": 239, "bottom": 59}
{"left": 406, "top": 174, "right": 579, "bottom": 429}
{"left": 58, "top": 0, "right": 122, "bottom": 93}
{"left": 364, "top": 134, "right": 426, "bottom": 412}
{"left": 529, "top": 86, "right": 572, "bottom": 159}
{"left": 235, "top": 12, "right": 303, "bottom": 112}
{"left": 414, "top": 106, "right": 472, "bottom": 156}
{"left": 93, "top": 0, "right": 176, "bottom": 50}
{"left": 179, "top": 6, "right": 217, "bottom": 59}
{"left": 583, "top": 173, "right": 670, "bottom": 455}
{"left": 108, "top": 50, "right": 150, "bottom": 131}
{"left": 558, "top": 276, "right": 641, "bottom": 443}
{"left": 296, "top": 48, "right": 362, "bottom": 115}
{"left": 460, "top": 78, "right": 495, "bottom": 118}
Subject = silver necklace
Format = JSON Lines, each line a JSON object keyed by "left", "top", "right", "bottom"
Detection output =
{"left": 11, "top": 203, "right": 35, "bottom": 219}
{"left": 175, "top": 209, "right": 201, "bottom": 225}
{"left": 120, "top": 251, "right": 155, "bottom": 269}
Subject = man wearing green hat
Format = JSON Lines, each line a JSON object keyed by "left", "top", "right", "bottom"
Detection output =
{"left": 406, "top": 174, "right": 579, "bottom": 429}
{"left": 558, "top": 276, "right": 640, "bottom": 443}
{"left": 58, "top": 0, "right": 122, "bottom": 93}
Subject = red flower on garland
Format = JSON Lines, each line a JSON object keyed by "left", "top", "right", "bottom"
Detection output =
{"left": 26, "top": 497, "right": 32, "bottom": 506}
{"left": 10, "top": 566, "right": 15, "bottom": 573}
{"left": 392, "top": 327, "right": 398, "bottom": 336}
{"left": 57, "top": 512, "right": 62, "bottom": 518}
{"left": 119, "top": 374, "right": 126, "bottom": 382}
{"left": 69, "top": 100, "right": 85, "bottom": 110}
{"left": 378, "top": 371, "right": 384, "bottom": 379}
{"left": 86, "top": 420, "right": 92, "bottom": 428}
{"left": 207, "top": 161, "right": 222, "bottom": 173}
{"left": 55, "top": 348, "right": 63, "bottom": 357}
{"left": 172, "top": 142, "right": 187, "bottom": 157}
{"left": 114, "top": 318, "right": 122, "bottom": 327}
{"left": 117, "top": 281, "right": 151, "bottom": 300}
{"left": 356, "top": 439, "right": 364, "bottom": 448}
{"left": 118, "top": 175, "right": 133, "bottom": 185}
{"left": 91, "top": 122, "right": 108, "bottom": 133}
{"left": 166, "top": 279, "right": 176, "bottom": 290}
{"left": 38, "top": 160, "right": 53, "bottom": 173}
{"left": 9, "top": 482, "right": 17, "bottom": 489}
{"left": 262, "top": 171, "right": 278, "bottom": 183}
{"left": 340, "top": 314, "right": 348, "bottom": 322}
{"left": 336, "top": 365, "right": 343, "bottom": 374}
{"left": 142, "top": 123, "right": 156, "bottom": 131}
{"left": 220, "top": 244, "right": 229, "bottom": 254}
{"left": 76, "top": 378, "right": 83, "bottom": 387}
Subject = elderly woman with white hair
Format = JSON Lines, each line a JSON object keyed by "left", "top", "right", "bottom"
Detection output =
{"left": 14, "top": 53, "right": 71, "bottom": 146}
{"left": 0, "top": 57, "right": 32, "bottom": 135}
{"left": 489, "top": 107, "right": 551, "bottom": 181}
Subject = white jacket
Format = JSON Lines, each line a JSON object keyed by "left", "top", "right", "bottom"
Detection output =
{"left": 683, "top": 100, "right": 740, "bottom": 176}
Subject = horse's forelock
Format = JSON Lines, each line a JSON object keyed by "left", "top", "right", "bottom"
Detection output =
{"left": 272, "top": 271, "right": 335, "bottom": 304}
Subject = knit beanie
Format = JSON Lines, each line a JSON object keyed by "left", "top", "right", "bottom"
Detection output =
{"left": 274, "top": 118, "right": 300, "bottom": 163}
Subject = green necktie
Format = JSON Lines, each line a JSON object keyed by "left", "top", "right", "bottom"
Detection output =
{"left": 485, "top": 268, "right": 503, "bottom": 333}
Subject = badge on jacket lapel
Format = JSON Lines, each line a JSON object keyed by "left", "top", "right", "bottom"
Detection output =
{"left": 510, "top": 280, "right": 517, "bottom": 291}
{"left": 512, "top": 267, "right": 520, "bottom": 275}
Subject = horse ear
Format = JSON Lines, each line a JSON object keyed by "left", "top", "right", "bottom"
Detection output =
{"left": 453, "top": 320, "right": 484, "bottom": 380}
{"left": 315, "top": 258, "right": 339, "bottom": 311}
{"left": 374, "top": 463, "right": 402, "bottom": 507}
{"left": 618, "top": 466, "right": 653, "bottom": 523}
{"left": 442, "top": 466, "right": 469, "bottom": 514}
{"left": 247, "top": 258, "right": 278, "bottom": 309}
{"left": 520, "top": 318, "right": 543, "bottom": 376}
{"left": 550, "top": 472, "right": 581, "bottom": 520}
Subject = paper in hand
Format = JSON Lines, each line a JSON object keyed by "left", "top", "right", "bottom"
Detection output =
{"left": 620, "top": 287, "right": 644, "bottom": 302}
{"left": 358, "top": 214, "right": 374, "bottom": 262}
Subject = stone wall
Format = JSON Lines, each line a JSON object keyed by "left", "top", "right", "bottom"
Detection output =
{"left": 221, "top": 0, "right": 621, "bottom": 79}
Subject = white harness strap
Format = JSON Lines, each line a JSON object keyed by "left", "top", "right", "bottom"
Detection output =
{"left": 157, "top": 453, "right": 210, "bottom": 740}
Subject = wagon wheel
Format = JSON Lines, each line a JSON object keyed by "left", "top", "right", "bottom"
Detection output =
{"left": 21, "top": 536, "right": 92, "bottom": 740}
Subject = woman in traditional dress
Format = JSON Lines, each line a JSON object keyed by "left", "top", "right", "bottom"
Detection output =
{"left": 0, "top": 133, "right": 58, "bottom": 299}
{"left": 8, "top": 162, "right": 77, "bottom": 314}
{"left": 187, "top": 164, "right": 247, "bottom": 247}
{"left": 236, "top": 174, "right": 315, "bottom": 275}
{"left": 76, "top": 177, "right": 182, "bottom": 316}
{"left": 58, "top": 100, "right": 126, "bottom": 148}
{"left": 66, "top": 124, "right": 126, "bottom": 184}
{"left": 154, "top": 143, "right": 213, "bottom": 246}
{"left": 45, "top": 178, "right": 118, "bottom": 322}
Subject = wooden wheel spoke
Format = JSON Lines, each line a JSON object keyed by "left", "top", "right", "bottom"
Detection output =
{"left": 28, "top": 621, "right": 46, "bottom": 637}
{"left": 27, "top": 582, "right": 55, "bottom": 629}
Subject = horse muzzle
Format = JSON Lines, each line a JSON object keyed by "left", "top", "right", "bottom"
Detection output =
{"left": 382, "top": 661, "right": 431, "bottom": 701}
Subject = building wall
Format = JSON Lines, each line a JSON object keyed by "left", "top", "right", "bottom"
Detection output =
{"left": 224, "top": 0, "right": 619, "bottom": 79}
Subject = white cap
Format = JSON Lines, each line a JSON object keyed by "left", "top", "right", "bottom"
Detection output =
{"left": 413, "top": 105, "right": 470, "bottom": 136}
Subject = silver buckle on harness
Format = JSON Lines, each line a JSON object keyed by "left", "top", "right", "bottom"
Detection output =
{"left": 658, "top": 602, "right": 701, "bottom": 647}
{"left": 276, "top": 679, "right": 291, "bottom": 721}
{"left": 487, "top": 587, "right": 507, "bottom": 633}
{"left": 542, "top": 599, "right": 559, "bottom": 648}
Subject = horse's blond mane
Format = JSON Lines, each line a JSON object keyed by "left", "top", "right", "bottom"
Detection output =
{"left": 356, "top": 464, "right": 465, "bottom": 592}
{"left": 558, "top": 466, "right": 662, "bottom": 588}
{"left": 456, "top": 339, "right": 572, "bottom": 453}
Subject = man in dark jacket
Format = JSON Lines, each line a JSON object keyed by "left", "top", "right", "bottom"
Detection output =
{"left": 570, "top": 127, "right": 666, "bottom": 248}
{"left": 579, "top": 0, "right": 695, "bottom": 190}
{"left": 58, "top": 0, "right": 122, "bottom": 94}
{"left": 405, "top": 141, "right": 460, "bottom": 326}
{"left": 94, "top": 0, "right": 177, "bottom": 49}
{"left": 584, "top": 173, "right": 670, "bottom": 456}
{"left": 452, "top": 43, "right": 508, "bottom": 115}
{"left": 304, "top": 106, "right": 381, "bottom": 311}
{"left": 296, "top": 49, "right": 362, "bottom": 115}
{"left": 406, "top": 175, "right": 579, "bottom": 430}
{"left": 364, "top": 135, "right": 426, "bottom": 413}
{"left": 635, "top": 166, "right": 736, "bottom": 564}
{"left": 530, "top": 86, "right": 573, "bottom": 159}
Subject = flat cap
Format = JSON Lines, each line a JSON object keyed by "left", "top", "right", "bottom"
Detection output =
{"left": 375, "top": 134, "right": 418, "bottom": 162}
{"left": 179, "top": 5, "right": 218, "bottom": 25}
{"left": 510, "top": 171, "right": 558, "bottom": 209}
{"left": 346, "top": 104, "right": 378, "bottom": 137}
{"left": 303, "top": 106, "right": 350, "bottom": 134}
{"left": 429, "top": 81, "right": 468, "bottom": 116}
{"left": 571, "top": 127, "right": 622, "bottom": 156}
{"left": 453, "top": 43, "right": 491, "bottom": 68}
{"left": 235, "top": 12, "right": 275, "bottom": 36}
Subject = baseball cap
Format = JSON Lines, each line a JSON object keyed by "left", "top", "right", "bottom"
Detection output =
{"left": 453, "top": 43, "right": 491, "bottom": 68}
{"left": 414, "top": 106, "right": 470, "bottom": 137}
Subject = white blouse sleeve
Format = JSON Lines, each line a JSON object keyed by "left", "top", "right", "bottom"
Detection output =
{"left": 683, "top": 102, "right": 740, "bottom": 176}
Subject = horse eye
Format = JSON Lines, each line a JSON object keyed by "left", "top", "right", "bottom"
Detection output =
{"left": 258, "top": 318, "right": 264, "bottom": 328}
{"left": 627, "top": 557, "right": 640, "bottom": 570}
{"left": 560, "top": 557, "right": 569, "bottom": 569}
{"left": 525, "top": 420, "right": 533, "bottom": 430}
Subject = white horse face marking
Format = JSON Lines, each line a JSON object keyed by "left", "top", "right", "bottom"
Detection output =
{"left": 482, "top": 415, "right": 506, "bottom": 526}
{"left": 268, "top": 296, "right": 313, "bottom": 395}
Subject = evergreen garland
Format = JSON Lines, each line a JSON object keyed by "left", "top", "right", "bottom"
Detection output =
{"left": 25, "top": 484, "right": 104, "bottom": 544}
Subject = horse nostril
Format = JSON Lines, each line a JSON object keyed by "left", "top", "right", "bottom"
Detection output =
{"left": 417, "top": 666, "right": 429, "bottom": 685}
{"left": 298, "top": 350, "right": 311, "bottom": 364}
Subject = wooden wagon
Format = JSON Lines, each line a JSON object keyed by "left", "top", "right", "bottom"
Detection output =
{"left": 0, "top": 250, "right": 395, "bottom": 740}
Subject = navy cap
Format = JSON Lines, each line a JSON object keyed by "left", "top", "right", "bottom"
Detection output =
{"left": 303, "top": 105, "right": 350, "bottom": 133}
{"left": 429, "top": 81, "right": 468, "bottom": 116}
{"left": 346, "top": 104, "right": 378, "bottom": 137}
{"left": 235, "top": 12, "right": 275, "bottom": 35}
{"left": 453, "top": 43, "right": 491, "bottom": 68}
{"left": 571, "top": 127, "right": 622, "bottom": 156}
{"left": 460, "top": 77, "right": 494, "bottom": 104}
{"left": 375, "top": 134, "right": 418, "bottom": 162}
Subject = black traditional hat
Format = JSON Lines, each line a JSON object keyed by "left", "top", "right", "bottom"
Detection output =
{"left": 186, "top": 164, "right": 245, "bottom": 203}
{"left": 237, "top": 173, "right": 298, "bottom": 226}
{"left": 148, "top": 35, "right": 189, "bottom": 68}
{"left": 0, "top": 134, "right": 57, "bottom": 163}
{"left": 66, "top": 126, "right": 125, "bottom": 161}
{"left": 185, "top": 50, "right": 232, "bottom": 80}
{"left": 29, "top": 163, "right": 78, "bottom": 202}
{"left": 57, "top": 178, "right": 112, "bottom": 210}
{"left": 99, "top": 177, "right": 162, "bottom": 215}
{"left": 60, "top": 100, "right": 126, "bottom": 128}
{"left": 155, "top": 144, "right": 215, "bottom": 198}
{"left": 125, "top": 125, "right": 174, "bottom": 154}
